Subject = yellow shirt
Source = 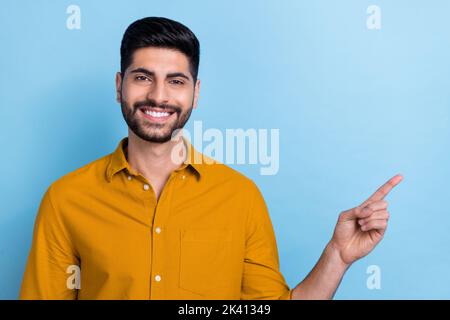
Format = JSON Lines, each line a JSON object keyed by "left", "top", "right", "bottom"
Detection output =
{"left": 20, "top": 137, "right": 292, "bottom": 300}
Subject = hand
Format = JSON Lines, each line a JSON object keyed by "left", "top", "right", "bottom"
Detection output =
{"left": 329, "top": 174, "right": 403, "bottom": 266}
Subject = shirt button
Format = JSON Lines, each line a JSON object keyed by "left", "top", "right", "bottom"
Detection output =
{"left": 127, "top": 175, "right": 132, "bottom": 181}
{"left": 143, "top": 184, "right": 150, "bottom": 191}
{"left": 155, "top": 227, "right": 161, "bottom": 234}
{"left": 155, "top": 275, "right": 161, "bottom": 282}
{"left": 181, "top": 175, "right": 186, "bottom": 180}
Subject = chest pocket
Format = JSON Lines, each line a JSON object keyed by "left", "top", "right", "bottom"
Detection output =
{"left": 179, "top": 227, "right": 233, "bottom": 295}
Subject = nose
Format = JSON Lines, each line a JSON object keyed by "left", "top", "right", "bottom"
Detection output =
{"left": 147, "top": 80, "right": 169, "bottom": 105}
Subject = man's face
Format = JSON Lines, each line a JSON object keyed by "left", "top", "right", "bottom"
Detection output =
{"left": 116, "top": 47, "right": 200, "bottom": 143}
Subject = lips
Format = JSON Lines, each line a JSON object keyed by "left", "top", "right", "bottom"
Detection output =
{"left": 138, "top": 106, "right": 176, "bottom": 122}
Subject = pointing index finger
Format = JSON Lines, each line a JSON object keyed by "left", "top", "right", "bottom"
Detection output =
{"left": 361, "top": 174, "right": 403, "bottom": 207}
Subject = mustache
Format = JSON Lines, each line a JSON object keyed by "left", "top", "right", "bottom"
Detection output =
{"left": 133, "top": 100, "right": 182, "bottom": 114}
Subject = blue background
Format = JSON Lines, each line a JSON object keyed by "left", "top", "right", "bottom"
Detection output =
{"left": 1, "top": 0, "right": 449, "bottom": 299}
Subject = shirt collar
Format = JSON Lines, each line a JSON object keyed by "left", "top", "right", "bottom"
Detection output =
{"left": 105, "top": 136, "right": 208, "bottom": 183}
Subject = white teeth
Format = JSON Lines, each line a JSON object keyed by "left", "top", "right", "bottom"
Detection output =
{"left": 144, "top": 110, "right": 171, "bottom": 118}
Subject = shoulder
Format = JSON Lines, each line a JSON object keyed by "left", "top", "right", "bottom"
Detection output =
{"left": 195, "top": 155, "right": 262, "bottom": 198}
{"left": 47, "top": 153, "right": 112, "bottom": 200}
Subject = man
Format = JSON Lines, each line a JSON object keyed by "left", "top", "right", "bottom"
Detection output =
{"left": 20, "top": 17, "right": 402, "bottom": 300}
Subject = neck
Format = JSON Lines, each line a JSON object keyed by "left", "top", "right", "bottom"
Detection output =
{"left": 126, "top": 129, "right": 186, "bottom": 181}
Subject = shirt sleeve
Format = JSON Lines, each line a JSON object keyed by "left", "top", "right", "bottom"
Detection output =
{"left": 240, "top": 182, "right": 292, "bottom": 300}
{"left": 20, "top": 185, "right": 79, "bottom": 300}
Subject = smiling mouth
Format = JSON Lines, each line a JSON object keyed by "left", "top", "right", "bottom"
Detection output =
{"left": 138, "top": 106, "right": 176, "bottom": 122}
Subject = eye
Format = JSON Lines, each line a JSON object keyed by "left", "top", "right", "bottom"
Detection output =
{"left": 135, "top": 75, "right": 150, "bottom": 82}
{"left": 169, "top": 79, "right": 184, "bottom": 85}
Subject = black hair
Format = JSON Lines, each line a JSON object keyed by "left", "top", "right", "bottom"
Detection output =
{"left": 120, "top": 17, "right": 200, "bottom": 82}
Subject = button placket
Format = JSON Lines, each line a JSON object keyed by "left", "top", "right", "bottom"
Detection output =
{"left": 149, "top": 172, "right": 179, "bottom": 299}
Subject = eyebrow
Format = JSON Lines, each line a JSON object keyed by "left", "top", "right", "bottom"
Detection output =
{"left": 129, "top": 68, "right": 191, "bottom": 81}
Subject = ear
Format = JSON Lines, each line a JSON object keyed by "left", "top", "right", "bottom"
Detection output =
{"left": 192, "top": 79, "right": 201, "bottom": 109}
{"left": 115, "top": 72, "right": 123, "bottom": 103}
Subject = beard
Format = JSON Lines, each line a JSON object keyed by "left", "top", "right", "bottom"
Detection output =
{"left": 120, "top": 97, "right": 193, "bottom": 143}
